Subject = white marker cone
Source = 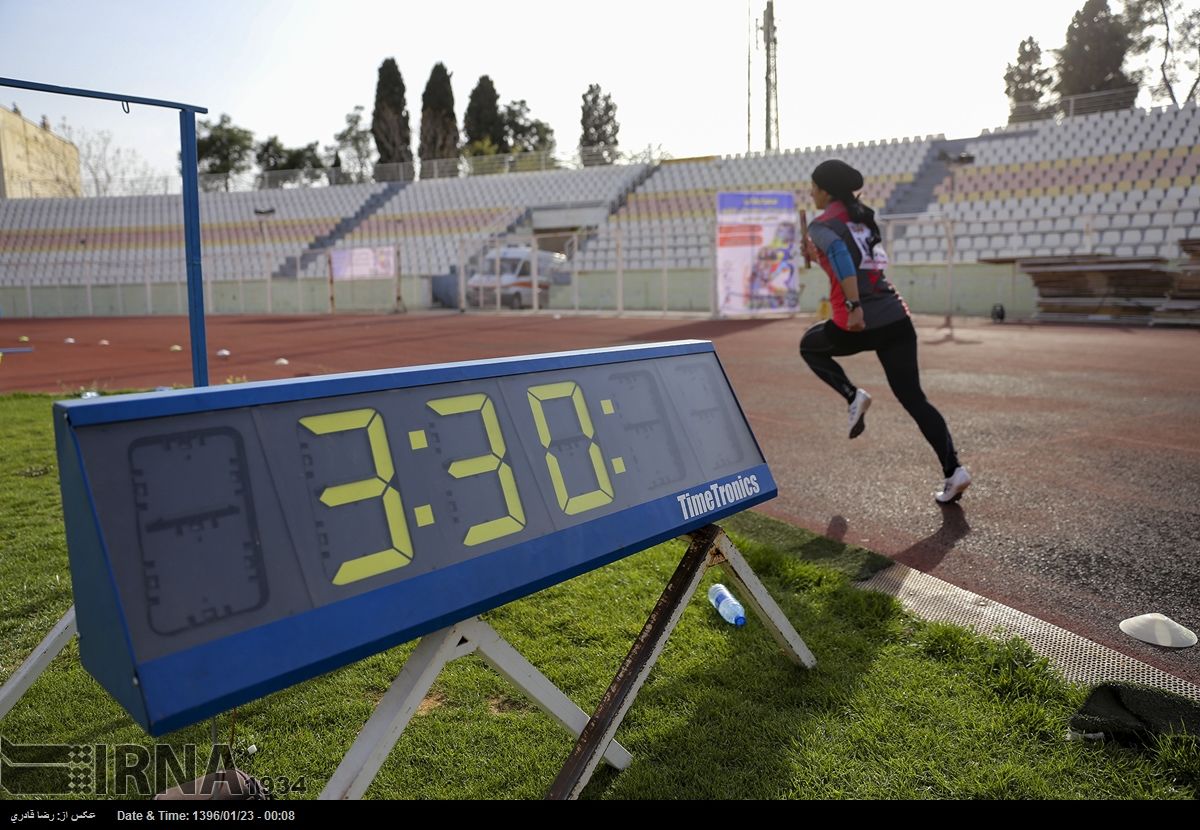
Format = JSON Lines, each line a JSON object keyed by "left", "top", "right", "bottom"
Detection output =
{"left": 1119, "top": 613, "right": 1197, "bottom": 648}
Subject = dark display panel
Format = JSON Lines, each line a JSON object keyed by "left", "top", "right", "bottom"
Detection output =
{"left": 75, "top": 353, "right": 763, "bottom": 663}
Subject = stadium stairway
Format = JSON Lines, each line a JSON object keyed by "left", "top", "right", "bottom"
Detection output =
{"left": 886, "top": 132, "right": 1035, "bottom": 216}
{"left": 502, "top": 207, "right": 534, "bottom": 238}
{"left": 272, "top": 180, "right": 405, "bottom": 278}
{"left": 886, "top": 138, "right": 974, "bottom": 215}
{"left": 573, "top": 161, "right": 658, "bottom": 259}
{"left": 611, "top": 161, "right": 658, "bottom": 214}
{"left": 431, "top": 207, "right": 535, "bottom": 308}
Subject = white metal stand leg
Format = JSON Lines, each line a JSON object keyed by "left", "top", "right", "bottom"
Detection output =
{"left": 464, "top": 618, "right": 633, "bottom": 769}
{"left": 0, "top": 606, "right": 76, "bottom": 721}
{"left": 320, "top": 617, "right": 631, "bottom": 800}
{"left": 549, "top": 524, "right": 815, "bottom": 799}
{"left": 712, "top": 532, "right": 816, "bottom": 668}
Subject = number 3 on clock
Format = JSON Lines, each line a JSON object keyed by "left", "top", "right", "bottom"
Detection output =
{"left": 300, "top": 409, "right": 413, "bottom": 586}
{"left": 427, "top": 393, "right": 527, "bottom": 546}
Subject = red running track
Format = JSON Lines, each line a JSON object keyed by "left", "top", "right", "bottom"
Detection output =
{"left": 3, "top": 311, "right": 1198, "bottom": 684}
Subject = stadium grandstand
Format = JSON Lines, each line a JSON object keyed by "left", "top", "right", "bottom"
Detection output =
{"left": 1, "top": 99, "right": 1197, "bottom": 320}
{"left": 578, "top": 136, "right": 928, "bottom": 273}
{"left": 899, "top": 103, "right": 1200, "bottom": 262}
{"left": 339, "top": 164, "right": 648, "bottom": 278}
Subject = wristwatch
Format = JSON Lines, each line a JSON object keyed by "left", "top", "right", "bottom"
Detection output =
{"left": 845, "top": 299, "right": 861, "bottom": 312}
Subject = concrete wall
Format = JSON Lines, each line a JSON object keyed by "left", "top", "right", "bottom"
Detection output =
{"left": 531, "top": 204, "right": 609, "bottom": 230}
{"left": 0, "top": 265, "right": 1034, "bottom": 319}
{"left": 0, "top": 275, "right": 432, "bottom": 318}
{"left": 549, "top": 269, "right": 714, "bottom": 312}
{"left": 881, "top": 263, "right": 1036, "bottom": 319}
{"left": 0, "top": 107, "right": 82, "bottom": 199}
{"left": 547, "top": 262, "right": 1036, "bottom": 318}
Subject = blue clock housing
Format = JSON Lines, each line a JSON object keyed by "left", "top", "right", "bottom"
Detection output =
{"left": 54, "top": 340, "right": 775, "bottom": 735}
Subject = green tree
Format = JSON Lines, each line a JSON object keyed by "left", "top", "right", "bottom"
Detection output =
{"left": 464, "top": 136, "right": 501, "bottom": 157}
{"left": 580, "top": 83, "right": 619, "bottom": 166}
{"left": 335, "top": 106, "right": 376, "bottom": 183}
{"left": 1006, "top": 36, "right": 1054, "bottom": 122}
{"left": 1125, "top": 0, "right": 1200, "bottom": 105}
{"left": 255, "top": 136, "right": 324, "bottom": 188}
{"left": 372, "top": 58, "right": 413, "bottom": 178}
{"left": 255, "top": 135, "right": 289, "bottom": 173}
{"left": 464, "top": 75, "right": 507, "bottom": 154}
{"left": 196, "top": 114, "right": 255, "bottom": 192}
{"left": 1055, "top": 0, "right": 1141, "bottom": 106}
{"left": 59, "top": 119, "right": 161, "bottom": 196}
{"left": 463, "top": 136, "right": 502, "bottom": 176}
{"left": 327, "top": 148, "right": 345, "bottom": 186}
{"left": 504, "top": 99, "right": 556, "bottom": 155}
{"left": 1006, "top": 37, "right": 1053, "bottom": 104}
{"left": 419, "top": 62, "right": 459, "bottom": 179}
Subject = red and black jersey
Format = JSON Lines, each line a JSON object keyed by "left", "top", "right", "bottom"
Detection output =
{"left": 809, "top": 201, "right": 909, "bottom": 330}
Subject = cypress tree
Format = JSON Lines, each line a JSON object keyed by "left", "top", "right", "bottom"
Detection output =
{"left": 419, "top": 63, "right": 460, "bottom": 178}
{"left": 580, "top": 84, "right": 619, "bottom": 166}
{"left": 1055, "top": 0, "right": 1140, "bottom": 103}
{"left": 371, "top": 58, "right": 412, "bottom": 167}
{"left": 464, "top": 75, "right": 507, "bottom": 154}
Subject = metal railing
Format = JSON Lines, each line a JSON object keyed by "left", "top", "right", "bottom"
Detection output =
{"left": 1009, "top": 86, "right": 1142, "bottom": 124}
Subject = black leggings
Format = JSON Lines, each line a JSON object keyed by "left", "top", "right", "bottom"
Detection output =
{"left": 799, "top": 317, "right": 960, "bottom": 477}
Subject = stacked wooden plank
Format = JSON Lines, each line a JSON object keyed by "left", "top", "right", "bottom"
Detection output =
{"left": 1021, "top": 255, "right": 1180, "bottom": 325}
{"left": 1153, "top": 239, "right": 1200, "bottom": 326}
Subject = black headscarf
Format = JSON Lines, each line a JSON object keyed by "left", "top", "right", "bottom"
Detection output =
{"left": 812, "top": 159, "right": 882, "bottom": 254}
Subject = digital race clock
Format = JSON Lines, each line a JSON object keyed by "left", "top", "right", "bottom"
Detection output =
{"left": 54, "top": 340, "right": 775, "bottom": 735}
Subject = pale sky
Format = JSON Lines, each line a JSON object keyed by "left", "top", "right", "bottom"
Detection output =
{"left": 0, "top": 0, "right": 1192, "bottom": 177}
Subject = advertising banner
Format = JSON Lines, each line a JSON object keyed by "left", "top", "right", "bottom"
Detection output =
{"left": 716, "top": 193, "right": 800, "bottom": 315}
{"left": 331, "top": 247, "right": 396, "bottom": 281}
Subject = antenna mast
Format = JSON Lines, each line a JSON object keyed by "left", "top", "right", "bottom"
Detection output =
{"left": 747, "top": 1, "right": 752, "bottom": 153}
{"left": 760, "top": 1, "right": 780, "bottom": 152}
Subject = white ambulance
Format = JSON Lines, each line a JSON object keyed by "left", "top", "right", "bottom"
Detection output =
{"left": 466, "top": 246, "right": 567, "bottom": 309}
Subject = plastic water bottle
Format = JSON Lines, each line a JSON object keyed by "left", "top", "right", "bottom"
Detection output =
{"left": 707, "top": 584, "right": 746, "bottom": 627}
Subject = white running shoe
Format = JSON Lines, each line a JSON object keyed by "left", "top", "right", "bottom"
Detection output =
{"left": 935, "top": 466, "right": 972, "bottom": 504}
{"left": 848, "top": 389, "right": 871, "bottom": 439}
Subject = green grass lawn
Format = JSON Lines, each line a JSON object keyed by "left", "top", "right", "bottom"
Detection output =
{"left": 0, "top": 393, "right": 1195, "bottom": 800}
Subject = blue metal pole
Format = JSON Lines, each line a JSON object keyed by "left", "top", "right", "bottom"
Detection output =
{"left": 0, "top": 77, "right": 207, "bottom": 114}
{"left": 178, "top": 110, "right": 209, "bottom": 387}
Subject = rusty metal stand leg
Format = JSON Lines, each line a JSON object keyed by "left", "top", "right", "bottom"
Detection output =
{"left": 546, "top": 524, "right": 815, "bottom": 799}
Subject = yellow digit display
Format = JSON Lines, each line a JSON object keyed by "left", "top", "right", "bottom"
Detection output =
{"left": 427, "top": 393, "right": 526, "bottom": 546}
{"left": 526, "top": 382, "right": 614, "bottom": 515}
{"left": 300, "top": 409, "right": 413, "bottom": 585}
